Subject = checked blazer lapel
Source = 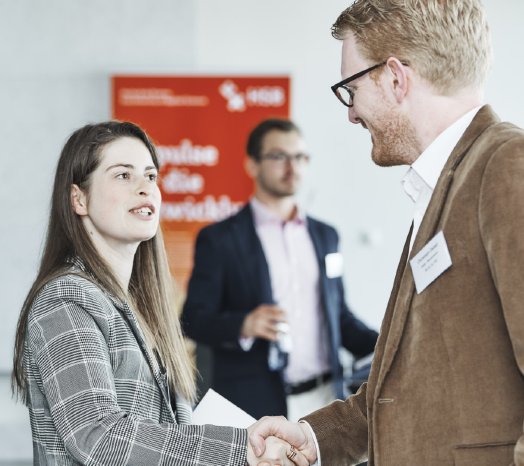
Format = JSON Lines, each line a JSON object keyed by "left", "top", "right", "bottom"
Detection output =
{"left": 114, "top": 298, "right": 177, "bottom": 421}
{"left": 373, "top": 105, "right": 499, "bottom": 395}
{"left": 68, "top": 258, "right": 174, "bottom": 417}
{"left": 111, "top": 294, "right": 194, "bottom": 423}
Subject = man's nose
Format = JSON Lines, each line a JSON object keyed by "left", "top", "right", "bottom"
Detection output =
{"left": 285, "top": 156, "right": 303, "bottom": 174}
{"left": 348, "top": 106, "right": 361, "bottom": 125}
{"left": 287, "top": 155, "right": 300, "bottom": 166}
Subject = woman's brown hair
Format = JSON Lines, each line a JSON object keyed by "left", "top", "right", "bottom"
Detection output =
{"left": 12, "top": 121, "right": 196, "bottom": 403}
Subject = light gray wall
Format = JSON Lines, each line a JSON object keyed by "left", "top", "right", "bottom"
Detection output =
{"left": 1, "top": 0, "right": 523, "bottom": 462}
{"left": 0, "top": 0, "right": 196, "bottom": 461}
{"left": 195, "top": 0, "right": 524, "bottom": 331}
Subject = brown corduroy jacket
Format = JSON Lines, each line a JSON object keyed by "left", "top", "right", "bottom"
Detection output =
{"left": 305, "top": 106, "right": 524, "bottom": 466}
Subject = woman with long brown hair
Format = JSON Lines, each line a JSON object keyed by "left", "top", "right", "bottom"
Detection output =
{"left": 11, "top": 121, "right": 305, "bottom": 465}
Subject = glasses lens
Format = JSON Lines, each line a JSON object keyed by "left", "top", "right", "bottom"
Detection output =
{"left": 295, "top": 153, "right": 310, "bottom": 163}
{"left": 336, "top": 87, "right": 352, "bottom": 107}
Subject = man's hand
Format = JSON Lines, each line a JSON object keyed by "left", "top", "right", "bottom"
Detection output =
{"left": 241, "top": 304, "right": 286, "bottom": 340}
{"left": 246, "top": 435, "right": 309, "bottom": 466}
{"left": 248, "top": 416, "right": 318, "bottom": 464}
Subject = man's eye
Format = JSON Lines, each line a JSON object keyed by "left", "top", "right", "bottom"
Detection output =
{"left": 272, "top": 153, "right": 287, "bottom": 161}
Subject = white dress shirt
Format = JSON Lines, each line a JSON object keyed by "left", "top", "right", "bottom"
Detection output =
{"left": 402, "top": 106, "right": 482, "bottom": 251}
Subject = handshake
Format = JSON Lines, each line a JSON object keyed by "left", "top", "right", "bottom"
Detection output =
{"left": 246, "top": 416, "right": 318, "bottom": 466}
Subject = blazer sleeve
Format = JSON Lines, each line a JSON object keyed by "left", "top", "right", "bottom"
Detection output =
{"left": 28, "top": 280, "right": 247, "bottom": 465}
{"left": 182, "top": 226, "right": 248, "bottom": 350}
{"left": 478, "top": 134, "right": 524, "bottom": 465}
{"left": 303, "top": 383, "right": 369, "bottom": 465}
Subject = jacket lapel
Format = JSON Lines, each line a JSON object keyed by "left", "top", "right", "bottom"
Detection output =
{"left": 307, "top": 217, "right": 327, "bottom": 276}
{"left": 409, "top": 106, "right": 499, "bottom": 257}
{"left": 373, "top": 105, "right": 500, "bottom": 394}
{"left": 231, "top": 204, "right": 274, "bottom": 303}
{"left": 367, "top": 223, "right": 413, "bottom": 393}
{"left": 113, "top": 298, "right": 177, "bottom": 420}
{"left": 69, "top": 260, "right": 177, "bottom": 421}
{"left": 307, "top": 218, "right": 332, "bottom": 321}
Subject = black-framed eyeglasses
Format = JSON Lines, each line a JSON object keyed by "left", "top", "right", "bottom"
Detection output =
{"left": 259, "top": 151, "right": 310, "bottom": 164}
{"left": 331, "top": 61, "right": 409, "bottom": 108}
{"left": 331, "top": 62, "right": 387, "bottom": 108}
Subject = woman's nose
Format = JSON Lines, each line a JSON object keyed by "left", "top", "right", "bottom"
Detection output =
{"left": 136, "top": 178, "right": 152, "bottom": 196}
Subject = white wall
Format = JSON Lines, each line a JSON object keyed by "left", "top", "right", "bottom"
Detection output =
{"left": 195, "top": 0, "right": 524, "bottom": 331}
{"left": 0, "top": 0, "right": 523, "bottom": 462}
{"left": 0, "top": 0, "right": 196, "bottom": 461}
{"left": 0, "top": 0, "right": 197, "bottom": 368}
{"left": 195, "top": 0, "right": 411, "bottom": 332}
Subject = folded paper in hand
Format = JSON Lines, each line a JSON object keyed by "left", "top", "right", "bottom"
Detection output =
{"left": 192, "top": 388, "right": 256, "bottom": 428}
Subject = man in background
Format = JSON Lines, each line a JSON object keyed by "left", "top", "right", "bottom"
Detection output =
{"left": 249, "top": 1, "right": 524, "bottom": 465}
{"left": 182, "top": 118, "right": 378, "bottom": 421}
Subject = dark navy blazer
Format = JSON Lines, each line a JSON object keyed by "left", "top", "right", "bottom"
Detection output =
{"left": 182, "top": 204, "right": 378, "bottom": 419}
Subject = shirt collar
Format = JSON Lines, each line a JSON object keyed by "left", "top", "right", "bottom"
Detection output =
{"left": 411, "top": 105, "right": 482, "bottom": 190}
{"left": 250, "top": 197, "right": 306, "bottom": 226}
{"left": 402, "top": 106, "right": 481, "bottom": 204}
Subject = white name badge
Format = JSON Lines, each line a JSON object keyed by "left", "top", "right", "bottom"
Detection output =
{"left": 325, "top": 252, "right": 344, "bottom": 278}
{"left": 409, "top": 231, "right": 452, "bottom": 294}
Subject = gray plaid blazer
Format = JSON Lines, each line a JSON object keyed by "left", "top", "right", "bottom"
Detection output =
{"left": 25, "top": 263, "right": 247, "bottom": 465}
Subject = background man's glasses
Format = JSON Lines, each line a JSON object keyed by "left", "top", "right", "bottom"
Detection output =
{"left": 259, "top": 152, "right": 310, "bottom": 164}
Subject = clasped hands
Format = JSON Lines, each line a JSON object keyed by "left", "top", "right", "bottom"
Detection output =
{"left": 246, "top": 416, "right": 318, "bottom": 466}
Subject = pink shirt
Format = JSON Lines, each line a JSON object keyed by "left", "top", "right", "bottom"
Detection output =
{"left": 250, "top": 198, "right": 330, "bottom": 384}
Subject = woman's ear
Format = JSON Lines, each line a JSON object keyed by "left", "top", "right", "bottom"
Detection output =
{"left": 71, "top": 184, "right": 88, "bottom": 216}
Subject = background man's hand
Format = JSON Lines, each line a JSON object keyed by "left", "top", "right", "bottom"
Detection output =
{"left": 248, "top": 416, "right": 318, "bottom": 464}
{"left": 241, "top": 304, "right": 286, "bottom": 340}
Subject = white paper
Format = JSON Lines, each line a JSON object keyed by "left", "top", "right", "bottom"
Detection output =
{"left": 409, "top": 230, "right": 452, "bottom": 294}
{"left": 192, "top": 389, "right": 256, "bottom": 428}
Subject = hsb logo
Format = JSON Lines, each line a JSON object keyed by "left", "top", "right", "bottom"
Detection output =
{"left": 219, "top": 80, "right": 286, "bottom": 112}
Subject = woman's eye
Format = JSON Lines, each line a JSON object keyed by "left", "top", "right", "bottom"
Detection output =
{"left": 116, "top": 172, "right": 130, "bottom": 180}
{"left": 148, "top": 173, "right": 158, "bottom": 182}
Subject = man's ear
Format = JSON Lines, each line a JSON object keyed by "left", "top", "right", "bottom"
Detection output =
{"left": 244, "top": 157, "right": 259, "bottom": 179}
{"left": 71, "top": 184, "right": 88, "bottom": 216}
{"left": 385, "top": 58, "right": 409, "bottom": 104}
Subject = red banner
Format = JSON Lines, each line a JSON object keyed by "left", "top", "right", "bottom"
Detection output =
{"left": 112, "top": 75, "right": 290, "bottom": 288}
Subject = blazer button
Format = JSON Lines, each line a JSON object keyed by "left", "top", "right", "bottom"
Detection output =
{"left": 377, "top": 398, "right": 394, "bottom": 404}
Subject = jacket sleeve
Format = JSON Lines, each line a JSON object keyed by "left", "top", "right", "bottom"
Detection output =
{"left": 478, "top": 134, "right": 524, "bottom": 466}
{"left": 28, "top": 280, "right": 247, "bottom": 466}
{"left": 303, "top": 383, "right": 369, "bottom": 466}
{"left": 182, "top": 227, "right": 248, "bottom": 350}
